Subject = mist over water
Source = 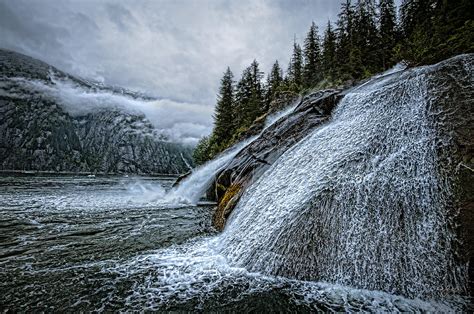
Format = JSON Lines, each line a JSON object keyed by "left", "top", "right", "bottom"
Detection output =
{"left": 119, "top": 135, "right": 256, "bottom": 207}
{"left": 168, "top": 136, "right": 258, "bottom": 204}
{"left": 8, "top": 74, "right": 213, "bottom": 145}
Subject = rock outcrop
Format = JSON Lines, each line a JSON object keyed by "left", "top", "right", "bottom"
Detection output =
{"left": 207, "top": 54, "right": 474, "bottom": 297}
{"left": 0, "top": 49, "right": 193, "bottom": 174}
{"left": 425, "top": 55, "right": 474, "bottom": 295}
{"left": 210, "top": 89, "right": 342, "bottom": 230}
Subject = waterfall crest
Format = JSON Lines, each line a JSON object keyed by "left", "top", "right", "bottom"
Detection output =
{"left": 218, "top": 60, "right": 472, "bottom": 299}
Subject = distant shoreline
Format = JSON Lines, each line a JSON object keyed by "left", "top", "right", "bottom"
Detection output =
{"left": 0, "top": 170, "right": 180, "bottom": 177}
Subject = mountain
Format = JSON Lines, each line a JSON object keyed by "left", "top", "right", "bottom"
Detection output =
{"left": 0, "top": 49, "right": 194, "bottom": 174}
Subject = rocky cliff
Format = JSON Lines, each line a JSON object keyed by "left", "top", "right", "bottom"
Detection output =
{"left": 0, "top": 49, "right": 193, "bottom": 174}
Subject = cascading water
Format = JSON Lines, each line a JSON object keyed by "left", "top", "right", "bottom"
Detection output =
{"left": 163, "top": 103, "right": 298, "bottom": 205}
{"left": 166, "top": 136, "right": 256, "bottom": 204}
{"left": 264, "top": 99, "right": 300, "bottom": 128}
{"left": 218, "top": 63, "right": 470, "bottom": 300}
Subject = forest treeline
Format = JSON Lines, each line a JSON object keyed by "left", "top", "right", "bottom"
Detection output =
{"left": 193, "top": 0, "right": 473, "bottom": 165}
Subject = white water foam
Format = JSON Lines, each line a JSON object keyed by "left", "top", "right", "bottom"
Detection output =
{"left": 104, "top": 236, "right": 463, "bottom": 311}
{"left": 164, "top": 136, "right": 257, "bottom": 205}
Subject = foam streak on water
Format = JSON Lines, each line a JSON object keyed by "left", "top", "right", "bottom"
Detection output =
{"left": 217, "top": 64, "right": 468, "bottom": 300}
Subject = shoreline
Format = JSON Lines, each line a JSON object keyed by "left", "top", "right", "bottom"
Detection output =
{"left": 0, "top": 170, "right": 181, "bottom": 177}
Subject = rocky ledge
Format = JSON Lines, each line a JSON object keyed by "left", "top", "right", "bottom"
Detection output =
{"left": 210, "top": 89, "right": 343, "bottom": 230}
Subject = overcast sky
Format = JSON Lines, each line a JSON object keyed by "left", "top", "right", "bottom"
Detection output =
{"left": 0, "top": 0, "right": 401, "bottom": 142}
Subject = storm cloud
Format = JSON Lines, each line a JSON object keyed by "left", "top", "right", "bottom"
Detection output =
{"left": 1, "top": 0, "right": 397, "bottom": 141}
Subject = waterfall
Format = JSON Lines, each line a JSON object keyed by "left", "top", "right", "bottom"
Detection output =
{"left": 217, "top": 64, "right": 469, "bottom": 299}
{"left": 167, "top": 102, "right": 298, "bottom": 205}
{"left": 166, "top": 137, "right": 256, "bottom": 204}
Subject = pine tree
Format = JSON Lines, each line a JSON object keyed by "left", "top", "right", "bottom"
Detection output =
{"left": 335, "top": 0, "right": 356, "bottom": 80}
{"left": 265, "top": 60, "right": 284, "bottom": 111}
{"left": 249, "top": 59, "right": 265, "bottom": 120}
{"left": 192, "top": 136, "right": 211, "bottom": 165}
{"left": 234, "top": 67, "right": 251, "bottom": 128}
{"left": 398, "top": 0, "right": 435, "bottom": 64}
{"left": 430, "top": 0, "right": 474, "bottom": 63}
{"left": 353, "top": 0, "right": 380, "bottom": 76}
{"left": 322, "top": 21, "right": 337, "bottom": 81}
{"left": 287, "top": 42, "right": 303, "bottom": 90}
{"left": 212, "top": 67, "right": 235, "bottom": 145}
{"left": 234, "top": 60, "right": 264, "bottom": 129}
{"left": 302, "top": 22, "right": 322, "bottom": 88}
{"left": 400, "top": 0, "right": 432, "bottom": 39}
{"left": 379, "top": 0, "right": 398, "bottom": 69}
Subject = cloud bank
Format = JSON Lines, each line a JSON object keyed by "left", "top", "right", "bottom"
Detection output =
{"left": 0, "top": 0, "right": 400, "bottom": 141}
{"left": 10, "top": 76, "right": 212, "bottom": 145}
{"left": 0, "top": 0, "right": 343, "bottom": 105}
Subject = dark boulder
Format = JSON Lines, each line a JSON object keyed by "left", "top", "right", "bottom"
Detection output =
{"left": 172, "top": 171, "right": 192, "bottom": 187}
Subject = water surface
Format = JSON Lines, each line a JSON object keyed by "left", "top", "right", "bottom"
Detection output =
{"left": 0, "top": 175, "right": 464, "bottom": 312}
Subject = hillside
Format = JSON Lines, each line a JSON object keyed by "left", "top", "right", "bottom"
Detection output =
{"left": 0, "top": 49, "right": 193, "bottom": 174}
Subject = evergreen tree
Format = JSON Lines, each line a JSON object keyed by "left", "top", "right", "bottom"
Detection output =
{"left": 287, "top": 42, "right": 303, "bottom": 90}
{"left": 379, "top": 0, "right": 398, "bottom": 68}
{"left": 322, "top": 21, "right": 337, "bottom": 80}
{"left": 212, "top": 67, "right": 235, "bottom": 145}
{"left": 302, "top": 22, "right": 322, "bottom": 88}
{"left": 265, "top": 60, "right": 284, "bottom": 111}
{"left": 430, "top": 0, "right": 474, "bottom": 63}
{"left": 353, "top": 0, "right": 380, "bottom": 76}
{"left": 400, "top": 0, "right": 432, "bottom": 38}
{"left": 234, "top": 60, "right": 264, "bottom": 129}
{"left": 335, "top": 0, "right": 356, "bottom": 80}
{"left": 398, "top": 0, "right": 435, "bottom": 64}
{"left": 192, "top": 136, "right": 211, "bottom": 165}
{"left": 234, "top": 67, "right": 252, "bottom": 128}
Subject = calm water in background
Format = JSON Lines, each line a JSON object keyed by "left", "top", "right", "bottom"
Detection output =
{"left": 0, "top": 175, "right": 466, "bottom": 312}
{"left": 0, "top": 175, "right": 216, "bottom": 311}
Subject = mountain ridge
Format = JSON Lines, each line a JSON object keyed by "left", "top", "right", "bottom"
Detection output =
{"left": 0, "top": 49, "right": 194, "bottom": 174}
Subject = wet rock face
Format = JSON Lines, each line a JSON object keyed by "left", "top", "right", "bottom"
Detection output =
{"left": 211, "top": 89, "right": 342, "bottom": 230}
{"left": 0, "top": 49, "right": 193, "bottom": 174}
{"left": 268, "top": 91, "right": 299, "bottom": 114}
{"left": 211, "top": 54, "right": 474, "bottom": 297}
{"left": 427, "top": 55, "right": 474, "bottom": 295}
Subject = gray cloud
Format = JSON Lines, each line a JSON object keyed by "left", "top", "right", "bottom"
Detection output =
{"left": 0, "top": 0, "right": 399, "bottom": 138}
{"left": 106, "top": 3, "right": 138, "bottom": 32}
